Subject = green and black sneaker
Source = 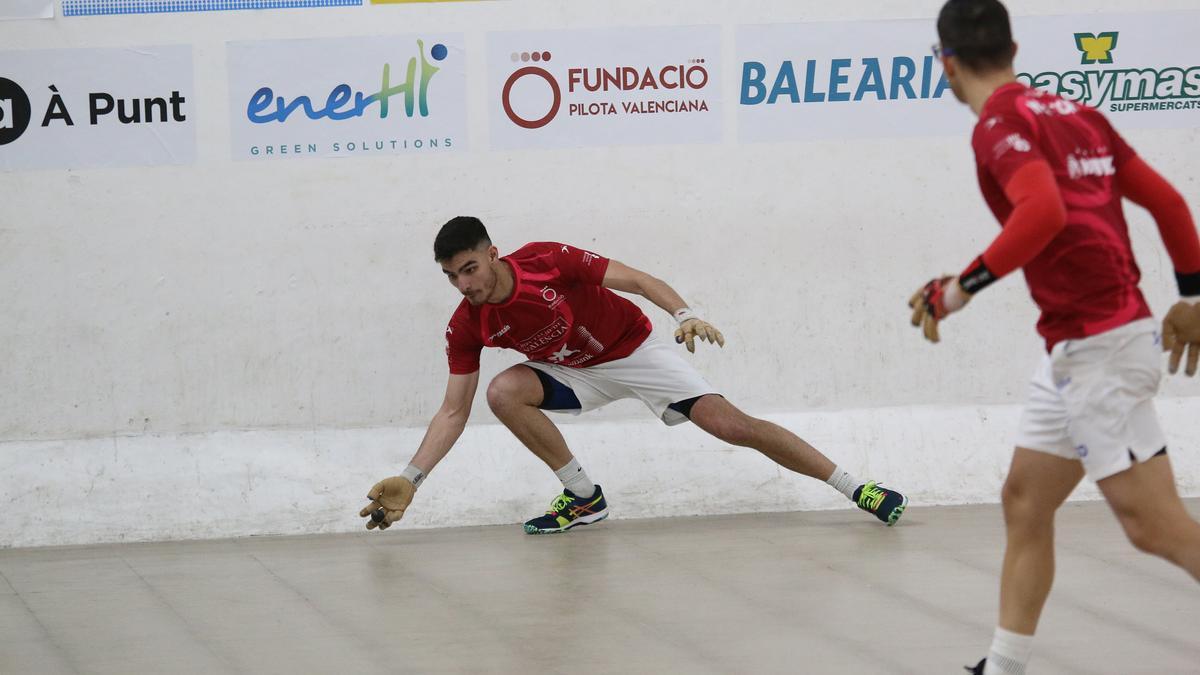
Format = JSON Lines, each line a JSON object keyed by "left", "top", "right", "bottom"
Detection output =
{"left": 523, "top": 485, "right": 609, "bottom": 534}
{"left": 853, "top": 481, "right": 907, "bottom": 526}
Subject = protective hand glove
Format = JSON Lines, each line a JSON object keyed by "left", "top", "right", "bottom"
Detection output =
{"left": 359, "top": 475, "right": 416, "bottom": 531}
{"left": 908, "top": 276, "right": 971, "bottom": 343}
{"left": 1162, "top": 299, "right": 1200, "bottom": 376}
{"left": 673, "top": 309, "right": 725, "bottom": 354}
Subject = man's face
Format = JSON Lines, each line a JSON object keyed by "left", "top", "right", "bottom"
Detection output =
{"left": 440, "top": 245, "right": 498, "bottom": 305}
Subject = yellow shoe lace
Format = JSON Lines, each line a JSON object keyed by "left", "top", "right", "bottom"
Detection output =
{"left": 547, "top": 493, "right": 573, "bottom": 514}
{"left": 857, "top": 482, "right": 886, "bottom": 511}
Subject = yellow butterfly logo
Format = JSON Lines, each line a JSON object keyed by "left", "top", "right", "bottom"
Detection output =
{"left": 1074, "top": 32, "right": 1118, "bottom": 65}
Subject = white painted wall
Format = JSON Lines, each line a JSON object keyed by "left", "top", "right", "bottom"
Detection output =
{"left": 3, "top": 0, "right": 1200, "bottom": 547}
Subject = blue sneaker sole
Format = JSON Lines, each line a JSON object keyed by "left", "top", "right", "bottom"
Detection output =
{"left": 523, "top": 509, "right": 609, "bottom": 535}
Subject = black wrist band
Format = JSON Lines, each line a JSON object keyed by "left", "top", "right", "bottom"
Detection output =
{"left": 1176, "top": 270, "right": 1200, "bottom": 297}
{"left": 959, "top": 255, "right": 998, "bottom": 294}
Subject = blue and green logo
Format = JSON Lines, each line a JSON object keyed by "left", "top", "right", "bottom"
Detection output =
{"left": 247, "top": 40, "right": 447, "bottom": 123}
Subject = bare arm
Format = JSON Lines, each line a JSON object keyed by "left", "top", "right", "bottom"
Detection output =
{"left": 601, "top": 259, "right": 689, "bottom": 315}
{"left": 359, "top": 370, "right": 480, "bottom": 530}
{"left": 408, "top": 370, "right": 480, "bottom": 474}
{"left": 601, "top": 259, "right": 724, "bottom": 352}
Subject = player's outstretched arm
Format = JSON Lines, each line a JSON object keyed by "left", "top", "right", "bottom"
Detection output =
{"left": 910, "top": 160, "right": 1066, "bottom": 343}
{"left": 1117, "top": 156, "right": 1200, "bottom": 375}
{"left": 601, "top": 259, "right": 725, "bottom": 353}
{"left": 359, "top": 370, "right": 480, "bottom": 530}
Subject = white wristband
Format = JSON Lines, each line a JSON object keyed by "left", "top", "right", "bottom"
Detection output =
{"left": 673, "top": 308, "right": 696, "bottom": 325}
{"left": 401, "top": 463, "right": 426, "bottom": 489}
{"left": 942, "top": 279, "right": 969, "bottom": 313}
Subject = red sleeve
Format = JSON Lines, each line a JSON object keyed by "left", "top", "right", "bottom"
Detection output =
{"left": 445, "top": 310, "right": 482, "bottom": 375}
{"left": 544, "top": 242, "right": 609, "bottom": 285}
{"left": 959, "top": 161, "right": 1067, "bottom": 289}
{"left": 1117, "top": 156, "right": 1200, "bottom": 281}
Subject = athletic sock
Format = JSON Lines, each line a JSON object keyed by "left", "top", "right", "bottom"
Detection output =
{"left": 825, "top": 466, "right": 861, "bottom": 501}
{"left": 555, "top": 457, "right": 596, "bottom": 499}
{"left": 983, "top": 627, "right": 1034, "bottom": 675}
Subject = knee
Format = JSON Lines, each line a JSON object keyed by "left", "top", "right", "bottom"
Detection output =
{"left": 1118, "top": 513, "right": 1172, "bottom": 558}
{"left": 1001, "top": 478, "right": 1054, "bottom": 529}
{"left": 486, "top": 371, "right": 531, "bottom": 415}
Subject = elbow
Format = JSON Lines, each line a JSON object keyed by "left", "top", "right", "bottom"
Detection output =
{"left": 1029, "top": 190, "right": 1067, "bottom": 237}
{"left": 1048, "top": 199, "right": 1068, "bottom": 235}
{"left": 1156, "top": 190, "right": 1190, "bottom": 219}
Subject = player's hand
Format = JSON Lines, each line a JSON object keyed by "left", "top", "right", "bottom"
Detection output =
{"left": 675, "top": 317, "right": 725, "bottom": 353}
{"left": 359, "top": 476, "right": 416, "bottom": 530}
{"left": 908, "top": 275, "right": 971, "bottom": 343}
{"left": 1162, "top": 300, "right": 1200, "bottom": 376}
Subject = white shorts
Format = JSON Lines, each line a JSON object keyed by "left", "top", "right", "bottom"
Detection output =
{"left": 524, "top": 335, "right": 719, "bottom": 426}
{"left": 1015, "top": 318, "right": 1166, "bottom": 481}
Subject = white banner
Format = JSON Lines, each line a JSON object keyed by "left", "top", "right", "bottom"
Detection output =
{"left": 1010, "top": 12, "right": 1200, "bottom": 128}
{"left": 0, "top": 47, "right": 194, "bottom": 171}
{"left": 488, "top": 26, "right": 721, "bottom": 150}
{"left": 736, "top": 20, "right": 966, "bottom": 143}
{"left": 227, "top": 35, "right": 466, "bottom": 161}
{"left": 737, "top": 12, "right": 1200, "bottom": 143}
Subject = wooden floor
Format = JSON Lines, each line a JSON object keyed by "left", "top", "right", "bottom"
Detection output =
{"left": 2, "top": 500, "right": 1198, "bottom": 674}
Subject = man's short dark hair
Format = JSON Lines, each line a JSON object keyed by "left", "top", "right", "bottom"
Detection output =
{"left": 937, "top": 0, "right": 1016, "bottom": 72}
{"left": 434, "top": 216, "right": 491, "bottom": 262}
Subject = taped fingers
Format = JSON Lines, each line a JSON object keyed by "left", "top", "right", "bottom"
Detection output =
{"left": 1169, "top": 339, "right": 1185, "bottom": 374}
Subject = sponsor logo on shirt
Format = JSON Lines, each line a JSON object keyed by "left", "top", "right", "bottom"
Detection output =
{"left": 541, "top": 285, "right": 566, "bottom": 310}
{"left": 1066, "top": 152, "right": 1115, "bottom": 179}
{"left": 1023, "top": 97, "right": 1079, "bottom": 117}
{"left": 992, "top": 132, "right": 1031, "bottom": 159}
{"left": 488, "top": 324, "right": 512, "bottom": 341}
{"left": 518, "top": 316, "right": 570, "bottom": 352}
{"left": 582, "top": 251, "right": 599, "bottom": 266}
{"left": 564, "top": 324, "right": 606, "bottom": 366}
{"left": 548, "top": 344, "right": 580, "bottom": 363}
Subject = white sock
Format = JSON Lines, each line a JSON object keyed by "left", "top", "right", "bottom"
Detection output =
{"left": 825, "top": 466, "right": 861, "bottom": 501}
{"left": 555, "top": 457, "right": 595, "bottom": 499}
{"left": 983, "top": 627, "right": 1034, "bottom": 675}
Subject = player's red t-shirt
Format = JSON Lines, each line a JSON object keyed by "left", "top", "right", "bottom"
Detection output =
{"left": 973, "top": 82, "right": 1151, "bottom": 349}
{"left": 445, "top": 242, "right": 653, "bottom": 374}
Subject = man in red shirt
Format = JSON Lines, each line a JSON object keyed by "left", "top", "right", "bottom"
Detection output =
{"left": 360, "top": 216, "right": 908, "bottom": 535}
{"left": 914, "top": 2, "right": 1200, "bottom": 673}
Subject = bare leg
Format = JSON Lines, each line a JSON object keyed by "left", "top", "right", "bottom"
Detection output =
{"left": 486, "top": 366, "right": 573, "bottom": 471}
{"left": 997, "top": 448, "right": 1084, "bottom": 634}
{"left": 686, "top": 394, "right": 836, "bottom": 480}
{"left": 1098, "top": 453, "right": 1200, "bottom": 581}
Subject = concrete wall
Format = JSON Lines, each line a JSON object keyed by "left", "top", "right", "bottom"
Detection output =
{"left": 3, "top": 0, "right": 1199, "bottom": 547}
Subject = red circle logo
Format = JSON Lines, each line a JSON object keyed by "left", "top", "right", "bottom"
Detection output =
{"left": 502, "top": 66, "right": 561, "bottom": 130}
